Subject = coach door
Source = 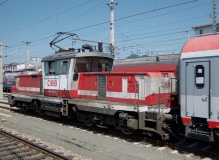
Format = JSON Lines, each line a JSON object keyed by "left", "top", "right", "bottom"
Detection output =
{"left": 186, "top": 61, "right": 210, "bottom": 118}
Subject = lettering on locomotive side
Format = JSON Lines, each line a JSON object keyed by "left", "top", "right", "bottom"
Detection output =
{"left": 47, "top": 80, "right": 58, "bottom": 86}
{"left": 161, "top": 81, "right": 170, "bottom": 88}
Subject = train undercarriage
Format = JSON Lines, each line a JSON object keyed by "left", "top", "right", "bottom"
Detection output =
{"left": 8, "top": 93, "right": 179, "bottom": 140}
{"left": 184, "top": 117, "right": 219, "bottom": 143}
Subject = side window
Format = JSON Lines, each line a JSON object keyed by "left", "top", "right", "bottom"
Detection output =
{"left": 195, "top": 65, "right": 204, "bottom": 89}
{"left": 60, "top": 60, "right": 69, "bottom": 74}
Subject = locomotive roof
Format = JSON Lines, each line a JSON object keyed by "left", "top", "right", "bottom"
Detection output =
{"left": 42, "top": 50, "right": 113, "bottom": 62}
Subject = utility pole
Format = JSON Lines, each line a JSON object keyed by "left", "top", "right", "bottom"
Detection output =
{"left": 0, "top": 41, "right": 3, "bottom": 99}
{"left": 186, "top": 30, "right": 190, "bottom": 40}
{"left": 212, "top": 0, "right": 217, "bottom": 33}
{"left": 23, "top": 41, "right": 31, "bottom": 68}
{"left": 108, "top": 0, "right": 117, "bottom": 56}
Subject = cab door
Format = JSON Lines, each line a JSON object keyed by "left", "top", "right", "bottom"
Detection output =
{"left": 59, "top": 60, "right": 69, "bottom": 90}
{"left": 186, "top": 61, "right": 210, "bottom": 118}
{"left": 59, "top": 60, "right": 70, "bottom": 98}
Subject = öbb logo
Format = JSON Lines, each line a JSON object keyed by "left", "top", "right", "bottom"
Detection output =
{"left": 47, "top": 80, "right": 57, "bottom": 86}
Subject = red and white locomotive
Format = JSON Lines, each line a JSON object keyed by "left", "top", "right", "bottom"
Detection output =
{"left": 8, "top": 33, "right": 219, "bottom": 143}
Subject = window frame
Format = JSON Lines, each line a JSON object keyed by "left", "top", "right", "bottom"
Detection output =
{"left": 195, "top": 65, "right": 205, "bottom": 89}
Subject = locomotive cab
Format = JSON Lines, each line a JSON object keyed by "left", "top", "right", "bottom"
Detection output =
{"left": 42, "top": 48, "right": 113, "bottom": 98}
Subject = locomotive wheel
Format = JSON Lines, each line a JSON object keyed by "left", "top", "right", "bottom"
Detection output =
{"left": 80, "top": 111, "right": 93, "bottom": 126}
{"left": 120, "top": 128, "right": 134, "bottom": 135}
{"left": 84, "top": 120, "right": 93, "bottom": 127}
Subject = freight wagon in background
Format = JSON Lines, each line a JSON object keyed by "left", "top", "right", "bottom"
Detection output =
{"left": 8, "top": 33, "right": 219, "bottom": 143}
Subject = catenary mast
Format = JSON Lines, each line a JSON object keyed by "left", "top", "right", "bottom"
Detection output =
{"left": 109, "top": 0, "right": 116, "bottom": 56}
{"left": 23, "top": 41, "right": 31, "bottom": 68}
{"left": 0, "top": 41, "right": 3, "bottom": 99}
{"left": 212, "top": 0, "right": 217, "bottom": 33}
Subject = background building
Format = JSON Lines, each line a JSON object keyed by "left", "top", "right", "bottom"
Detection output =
{"left": 3, "top": 63, "right": 35, "bottom": 73}
{"left": 192, "top": 23, "right": 219, "bottom": 36}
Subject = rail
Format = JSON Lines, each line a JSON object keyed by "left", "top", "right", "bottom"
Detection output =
{"left": 0, "top": 128, "right": 74, "bottom": 160}
{"left": 0, "top": 101, "right": 218, "bottom": 159}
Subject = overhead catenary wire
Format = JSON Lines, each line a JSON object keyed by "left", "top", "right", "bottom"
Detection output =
{"left": 115, "top": 0, "right": 200, "bottom": 22}
{"left": 1, "top": 0, "right": 95, "bottom": 37}
{"left": 0, "top": 0, "right": 8, "bottom": 6}
{"left": 4, "top": 0, "right": 202, "bottom": 43}
{"left": 68, "top": 0, "right": 201, "bottom": 33}
{"left": 3, "top": 0, "right": 207, "bottom": 62}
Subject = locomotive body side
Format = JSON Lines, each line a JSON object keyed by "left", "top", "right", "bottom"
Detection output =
{"left": 74, "top": 71, "right": 176, "bottom": 108}
{"left": 180, "top": 33, "right": 219, "bottom": 142}
{"left": 12, "top": 72, "right": 42, "bottom": 95}
{"left": 69, "top": 70, "right": 178, "bottom": 139}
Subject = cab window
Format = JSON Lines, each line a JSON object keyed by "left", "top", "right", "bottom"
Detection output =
{"left": 75, "top": 57, "right": 113, "bottom": 73}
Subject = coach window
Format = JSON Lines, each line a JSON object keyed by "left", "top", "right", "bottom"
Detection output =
{"left": 195, "top": 65, "right": 204, "bottom": 89}
{"left": 60, "top": 60, "right": 69, "bottom": 74}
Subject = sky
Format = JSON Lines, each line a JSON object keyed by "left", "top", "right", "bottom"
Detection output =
{"left": 0, "top": 0, "right": 218, "bottom": 65}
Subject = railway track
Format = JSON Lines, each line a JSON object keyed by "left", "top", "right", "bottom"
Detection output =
{"left": 120, "top": 131, "right": 219, "bottom": 159}
{"left": 170, "top": 139, "right": 219, "bottom": 159}
{"left": 0, "top": 128, "right": 74, "bottom": 160}
{"left": 0, "top": 101, "right": 219, "bottom": 159}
